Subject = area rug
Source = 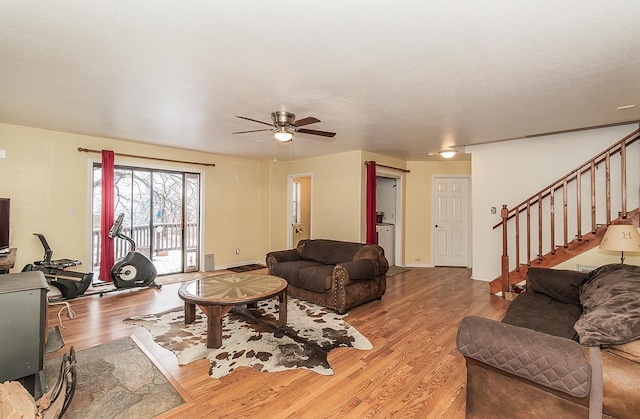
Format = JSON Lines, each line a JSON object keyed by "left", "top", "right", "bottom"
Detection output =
{"left": 45, "top": 326, "right": 64, "bottom": 354}
{"left": 43, "top": 336, "right": 185, "bottom": 419}
{"left": 124, "top": 298, "right": 372, "bottom": 378}
{"left": 226, "top": 263, "right": 267, "bottom": 273}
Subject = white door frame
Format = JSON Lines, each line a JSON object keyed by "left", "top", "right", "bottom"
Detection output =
{"left": 286, "top": 172, "right": 313, "bottom": 249}
{"left": 375, "top": 167, "right": 404, "bottom": 267}
{"left": 432, "top": 174, "right": 471, "bottom": 268}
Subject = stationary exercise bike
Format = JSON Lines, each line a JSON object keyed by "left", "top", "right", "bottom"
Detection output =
{"left": 108, "top": 213, "right": 161, "bottom": 290}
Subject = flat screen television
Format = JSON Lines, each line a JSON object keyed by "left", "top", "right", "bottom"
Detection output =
{"left": 0, "top": 198, "right": 10, "bottom": 254}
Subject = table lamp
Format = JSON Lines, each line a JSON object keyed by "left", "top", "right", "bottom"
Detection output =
{"left": 599, "top": 224, "right": 640, "bottom": 263}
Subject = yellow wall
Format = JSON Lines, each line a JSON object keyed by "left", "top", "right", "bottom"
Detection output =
{"left": 274, "top": 150, "right": 471, "bottom": 267}
{"left": 1, "top": 122, "right": 472, "bottom": 273}
{"left": 554, "top": 247, "right": 640, "bottom": 270}
{"left": 0, "top": 123, "right": 263, "bottom": 272}
{"left": 293, "top": 176, "right": 311, "bottom": 242}
{"left": 284, "top": 151, "right": 363, "bottom": 241}
{"left": 405, "top": 160, "right": 471, "bottom": 265}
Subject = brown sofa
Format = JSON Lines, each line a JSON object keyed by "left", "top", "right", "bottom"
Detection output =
{"left": 266, "top": 239, "right": 388, "bottom": 314}
{"left": 456, "top": 264, "right": 640, "bottom": 418}
{"left": 456, "top": 264, "right": 640, "bottom": 419}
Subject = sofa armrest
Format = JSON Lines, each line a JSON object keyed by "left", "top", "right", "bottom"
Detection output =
{"left": 456, "top": 316, "right": 591, "bottom": 398}
{"left": 335, "top": 259, "right": 377, "bottom": 283}
{"left": 266, "top": 249, "right": 301, "bottom": 270}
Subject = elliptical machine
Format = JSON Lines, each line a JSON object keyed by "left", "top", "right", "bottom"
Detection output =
{"left": 108, "top": 213, "right": 161, "bottom": 290}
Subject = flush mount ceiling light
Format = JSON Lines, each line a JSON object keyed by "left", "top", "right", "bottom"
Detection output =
{"left": 273, "top": 127, "right": 293, "bottom": 142}
{"left": 438, "top": 149, "right": 457, "bottom": 159}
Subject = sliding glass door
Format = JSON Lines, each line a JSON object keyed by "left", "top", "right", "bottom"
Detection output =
{"left": 92, "top": 164, "right": 200, "bottom": 280}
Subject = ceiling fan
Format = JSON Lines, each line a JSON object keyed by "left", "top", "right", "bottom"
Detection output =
{"left": 233, "top": 111, "right": 336, "bottom": 143}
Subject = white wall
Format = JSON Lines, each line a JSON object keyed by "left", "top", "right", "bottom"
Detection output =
{"left": 468, "top": 124, "right": 639, "bottom": 281}
{"left": 0, "top": 123, "right": 264, "bottom": 272}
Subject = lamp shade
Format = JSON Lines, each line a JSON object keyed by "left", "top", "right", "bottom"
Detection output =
{"left": 600, "top": 224, "right": 640, "bottom": 263}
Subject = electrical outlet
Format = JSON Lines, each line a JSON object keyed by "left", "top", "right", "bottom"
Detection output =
{"left": 491, "top": 207, "right": 496, "bottom": 214}
{"left": 235, "top": 248, "right": 240, "bottom": 255}
{"left": 415, "top": 256, "right": 421, "bottom": 261}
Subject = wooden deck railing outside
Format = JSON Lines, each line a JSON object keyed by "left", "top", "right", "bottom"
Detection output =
{"left": 92, "top": 222, "right": 198, "bottom": 268}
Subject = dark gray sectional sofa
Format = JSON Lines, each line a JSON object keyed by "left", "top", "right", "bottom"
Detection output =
{"left": 457, "top": 264, "right": 640, "bottom": 418}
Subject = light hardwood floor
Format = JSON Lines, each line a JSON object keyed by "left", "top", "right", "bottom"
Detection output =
{"left": 46, "top": 267, "right": 510, "bottom": 418}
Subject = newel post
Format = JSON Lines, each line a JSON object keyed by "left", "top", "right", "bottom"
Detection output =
{"left": 501, "top": 205, "right": 509, "bottom": 296}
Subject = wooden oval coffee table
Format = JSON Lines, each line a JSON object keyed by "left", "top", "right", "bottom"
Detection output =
{"left": 178, "top": 273, "right": 288, "bottom": 349}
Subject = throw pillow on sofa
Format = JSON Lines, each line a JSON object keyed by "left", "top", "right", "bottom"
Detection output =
{"left": 574, "top": 264, "right": 640, "bottom": 346}
{"left": 527, "top": 267, "right": 588, "bottom": 304}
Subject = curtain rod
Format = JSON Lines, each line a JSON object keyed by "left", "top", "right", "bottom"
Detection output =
{"left": 78, "top": 147, "right": 215, "bottom": 167}
{"left": 364, "top": 161, "right": 410, "bottom": 173}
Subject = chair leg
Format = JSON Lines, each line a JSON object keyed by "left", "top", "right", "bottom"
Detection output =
{"left": 36, "top": 346, "right": 77, "bottom": 419}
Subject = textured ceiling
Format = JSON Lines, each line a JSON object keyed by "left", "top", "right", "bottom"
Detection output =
{"left": 1, "top": 1, "right": 639, "bottom": 161}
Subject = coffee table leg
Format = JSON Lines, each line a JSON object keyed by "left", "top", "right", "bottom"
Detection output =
{"left": 278, "top": 291, "right": 287, "bottom": 327}
{"left": 200, "top": 305, "right": 223, "bottom": 349}
{"left": 184, "top": 302, "right": 196, "bottom": 324}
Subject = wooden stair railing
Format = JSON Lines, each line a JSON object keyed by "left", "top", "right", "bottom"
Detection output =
{"left": 491, "top": 126, "right": 640, "bottom": 295}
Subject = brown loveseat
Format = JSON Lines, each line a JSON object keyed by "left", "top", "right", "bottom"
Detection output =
{"left": 456, "top": 264, "right": 640, "bottom": 418}
{"left": 266, "top": 239, "right": 388, "bottom": 314}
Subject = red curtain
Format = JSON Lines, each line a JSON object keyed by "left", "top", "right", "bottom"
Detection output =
{"left": 366, "top": 161, "right": 377, "bottom": 244}
{"left": 99, "top": 150, "right": 115, "bottom": 282}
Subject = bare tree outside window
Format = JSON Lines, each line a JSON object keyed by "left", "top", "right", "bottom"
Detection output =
{"left": 92, "top": 164, "right": 200, "bottom": 279}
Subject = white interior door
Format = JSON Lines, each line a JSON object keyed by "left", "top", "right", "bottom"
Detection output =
{"left": 433, "top": 176, "right": 470, "bottom": 267}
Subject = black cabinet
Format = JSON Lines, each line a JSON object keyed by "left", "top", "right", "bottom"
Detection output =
{"left": 0, "top": 271, "right": 49, "bottom": 395}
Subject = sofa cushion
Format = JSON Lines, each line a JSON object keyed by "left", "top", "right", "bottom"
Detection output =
{"left": 501, "top": 293, "right": 583, "bottom": 340}
{"left": 575, "top": 263, "right": 640, "bottom": 346}
{"left": 297, "top": 265, "right": 335, "bottom": 292}
{"left": 527, "top": 267, "right": 587, "bottom": 304}
{"left": 270, "top": 260, "right": 326, "bottom": 291}
{"left": 298, "top": 239, "right": 365, "bottom": 265}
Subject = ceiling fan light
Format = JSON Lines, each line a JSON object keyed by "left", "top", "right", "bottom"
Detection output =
{"left": 438, "top": 149, "right": 457, "bottom": 159}
{"left": 274, "top": 128, "right": 293, "bottom": 142}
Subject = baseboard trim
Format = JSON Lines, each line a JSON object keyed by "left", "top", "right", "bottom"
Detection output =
{"left": 404, "top": 263, "right": 434, "bottom": 268}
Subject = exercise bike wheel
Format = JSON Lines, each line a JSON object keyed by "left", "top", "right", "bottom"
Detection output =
{"left": 117, "top": 264, "right": 138, "bottom": 281}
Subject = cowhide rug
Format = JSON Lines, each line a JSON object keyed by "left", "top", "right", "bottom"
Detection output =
{"left": 124, "top": 298, "right": 372, "bottom": 378}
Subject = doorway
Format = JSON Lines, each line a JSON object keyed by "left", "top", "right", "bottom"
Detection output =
{"left": 91, "top": 164, "right": 201, "bottom": 280}
{"left": 287, "top": 173, "right": 312, "bottom": 248}
{"left": 375, "top": 167, "right": 404, "bottom": 267}
{"left": 433, "top": 175, "right": 470, "bottom": 267}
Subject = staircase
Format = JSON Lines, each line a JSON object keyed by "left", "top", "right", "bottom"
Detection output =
{"left": 489, "top": 127, "right": 640, "bottom": 295}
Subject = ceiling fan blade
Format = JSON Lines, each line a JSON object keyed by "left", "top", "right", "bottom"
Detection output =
{"left": 235, "top": 116, "right": 274, "bottom": 127}
{"left": 292, "top": 117, "right": 320, "bottom": 127}
{"left": 297, "top": 128, "right": 336, "bottom": 138}
{"left": 232, "top": 129, "right": 272, "bottom": 134}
